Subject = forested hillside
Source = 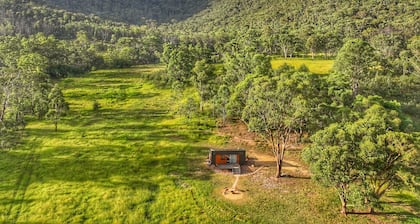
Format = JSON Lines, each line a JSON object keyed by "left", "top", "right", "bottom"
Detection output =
{"left": 34, "top": 0, "right": 209, "bottom": 24}
{"left": 170, "top": 0, "right": 419, "bottom": 56}
{"left": 0, "top": 0, "right": 143, "bottom": 39}
{"left": 176, "top": 0, "right": 419, "bottom": 36}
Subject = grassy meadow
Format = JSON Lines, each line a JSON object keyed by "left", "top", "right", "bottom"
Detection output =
{"left": 271, "top": 57, "right": 334, "bottom": 75}
{"left": 0, "top": 65, "right": 415, "bottom": 223}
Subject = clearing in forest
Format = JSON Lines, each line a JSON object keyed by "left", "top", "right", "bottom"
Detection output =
{"left": 271, "top": 57, "right": 334, "bottom": 74}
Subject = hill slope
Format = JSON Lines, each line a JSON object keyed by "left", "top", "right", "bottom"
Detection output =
{"left": 2, "top": 0, "right": 419, "bottom": 44}
{"left": 0, "top": 0, "right": 137, "bottom": 39}
{"left": 174, "top": 0, "right": 419, "bottom": 38}
{"left": 33, "top": 0, "right": 210, "bottom": 24}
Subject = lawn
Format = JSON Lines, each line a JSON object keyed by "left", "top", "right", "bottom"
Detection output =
{"left": 0, "top": 65, "right": 413, "bottom": 223}
{"left": 271, "top": 57, "right": 334, "bottom": 75}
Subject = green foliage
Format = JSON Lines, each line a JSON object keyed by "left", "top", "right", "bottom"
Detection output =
{"left": 191, "top": 59, "right": 215, "bottom": 112}
{"left": 333, "top": 38, "right": 379, "bottom": 97}
{"left": 46, "top": 84, "right": 69, "bottom": 131}
{"left": 226, "top": 73, "right": 258, "bottom": 118}
{"left": 92, "top": 100, "right": 101, "bottom": 111}
{"left": 214, "top": 84, "right": 230, "bottom": 125}
{"left": 0, "top": 63, "right": 415, "bottom": 223}
{"left": 242, "top": 72, "right": 323, "bottom": 177}
{"left": 33, "top": 0, "right": 209, "bottom": 25}
{"left": 0, "top": 0, "right": 419, "bottom": 220}
{"left": 177, "top": 96, "right": 199, "bottom": 120}
{"left": 303, "top": 96, "right": 418, "bottom": 214}
{"left": 221, "top": 52, "right": 254, "bottom": 86}
{"left": 297, "top": 64, "right": 309, "bottom": 72}
{"left": 162, "top": 43, "right": 196, "bottom": 87}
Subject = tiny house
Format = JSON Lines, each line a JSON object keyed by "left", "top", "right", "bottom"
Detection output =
{"left": 208, "top": 148, "right": 246, "bottom": 166}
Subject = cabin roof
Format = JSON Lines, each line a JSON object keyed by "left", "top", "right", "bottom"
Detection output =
{"left": 210, "top": 148, "right": 245, "bottom": 152}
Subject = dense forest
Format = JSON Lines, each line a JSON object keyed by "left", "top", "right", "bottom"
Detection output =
{"left": 34, "top": 0, "right": 210, "bottom": 24}
{"left": 0, "top": 0, "right": 419, "bottom": 218}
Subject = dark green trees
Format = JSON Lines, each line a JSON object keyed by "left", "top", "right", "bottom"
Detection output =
{"left": 46, "top": 84, "right": 69, "bottom": 132}
{"left": 303, "top": 96, "right": 417, "bottom": 214}
{"left": 162, "top": 43, "right": 195, "bottom": 88}
{"left": 242, "top": 72, "right": 322, "bottom": 178}
{"left": 333, "top": 39, "right": 378, "bottom": 97}
{"left": 191, "top": 59, "right": 215, "bottom": 112}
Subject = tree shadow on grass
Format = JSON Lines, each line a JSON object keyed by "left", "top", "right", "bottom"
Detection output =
{"left": 25, "top": 127, "right": 71, "bottom": 137}
{"left": 65, "top": 108, "right": 170, "bottom": 128}
{"left": 347, "top": 210, "right": 419, "bottom": 223}
{"left": 32, "top": 145, "right": 212, "bottom": 187}
{"left": 280, "top": 175, "right": 311, "bottom": 180}
{"left": 252, "top": 160, "right": 300, "bottom": 168}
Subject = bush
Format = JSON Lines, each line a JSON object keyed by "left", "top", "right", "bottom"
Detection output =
{"left": 92, "top": 100, "right": 101, "bottom": 111}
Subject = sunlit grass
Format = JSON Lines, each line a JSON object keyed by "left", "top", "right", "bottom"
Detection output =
{"left": 0, "top": 66, "right": 219, "bottom": 223}
{"left": 271, "top": 57, "right": 334, "bottom": 75}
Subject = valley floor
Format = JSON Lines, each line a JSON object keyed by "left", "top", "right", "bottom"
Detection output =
{"left": 0, "top": 66, "right": 417, "bottom": 223}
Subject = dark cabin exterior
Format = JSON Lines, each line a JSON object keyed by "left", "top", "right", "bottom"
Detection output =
{"left": 208, "top": 148, "right": 246, "bottom": 166}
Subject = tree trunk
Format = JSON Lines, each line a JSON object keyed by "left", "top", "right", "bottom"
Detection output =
{"left": 364, "top": 196, "right": 375, "bottom": 213}
{"left": 338, "top": 186, "right": 347, "bottom": 215}
{"left": 0, "top": 99, "right": 7, "bottom": 122}
{"left": 276, "top": 159, "right": 283, "bottom": 178}
{"left": 351, "top": 79, "right": 359, "bottom": 98}
{"left": 222, "top": 108, "right": 226, "bottom": 125}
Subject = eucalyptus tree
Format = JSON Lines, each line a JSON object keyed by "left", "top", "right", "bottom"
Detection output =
{"left": 191, "top": 59, "right": 215, "bottom": 112}
{"left": 333, "top": 38, "right": 379, "bottom": 98}
{"left": 242, "top": 71, "right": 322, "bottom": 178}
{"left": 302, "top": 122, "right": 358, "bottom": 215}
{"left": 226, "top": 54, "right": 272, "bottom": 118}
{"left": 276, "top": 27, "right": 303, "bottom": 59}
{"left": 46, "top": 84, "right": 69, "bottom": 132}
{"left": 161, "top": 43, "right": 195, "bottom": 88}
{"left": 222, "top": 52, "right": 254, "bottom": 87}
{"left": 20, "top": 33, "right": 67, "bottom": 78}
{"left": 401, "top": 35, "right": 420, "bottom": 75}
{"left": 16, "top": 53, "right": 51, "bottom": 119}
{"left": 305, "top": 33, "right": 325, "bottom": 59}
{"left": 214, "top": 84, "right": 230, "bottom": 125}
{"left": 303, "top": 96, "right": 417, "bottom": 214}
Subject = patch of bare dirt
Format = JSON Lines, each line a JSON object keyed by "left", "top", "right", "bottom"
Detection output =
{"left": 215, "top": 121, "right": 311, "bottom": 200}
{"left": 217, "top": 121, "right": 310, "bottom": 178}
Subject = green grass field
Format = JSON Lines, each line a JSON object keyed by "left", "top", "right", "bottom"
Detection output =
{"left": 271, "top": 57, "right": 334, "bottom": 75}
{"left": 0, "top": 65, "right": 416, "bottom": 223}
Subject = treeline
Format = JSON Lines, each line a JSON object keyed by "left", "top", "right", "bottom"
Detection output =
{"left": 1, "top": 0, "right": 419, "bottom": 66}
{"left": 0, "top": 29, "right": 163, "bottom": 147}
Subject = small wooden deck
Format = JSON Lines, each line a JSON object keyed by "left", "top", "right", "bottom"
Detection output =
{"left": 217, "top": 164, "right": 241, "bottom": 174}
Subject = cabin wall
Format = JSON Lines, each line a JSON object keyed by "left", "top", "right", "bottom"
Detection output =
{"left": 215, "top": 154, "right": 227, "bottom": 164}
{"left": 210, "top": 150, "right": 246, "bottom": 165}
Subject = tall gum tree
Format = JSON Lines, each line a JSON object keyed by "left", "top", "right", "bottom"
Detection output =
{"left": 46, "top": 84, "right": 69, "bottom": 132}
{"left": 303, "top": 96, "right": 418, "bottom": 214}
{"left": 243, "top": 72, "right": 321, "bottom": 178}
{"left": 333, "top": 38, "right": 379, "bottom": 98}
{"left": 191, "top": 59, "right": 215, "bottom": 112}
